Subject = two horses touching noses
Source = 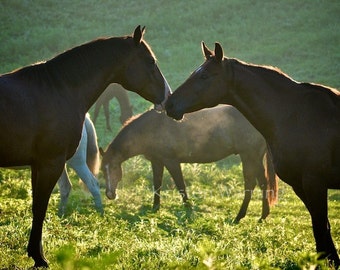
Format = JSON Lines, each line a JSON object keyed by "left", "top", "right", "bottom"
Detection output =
{"left": 165, "top": 42, "right": 340, "bottom": 267}
{"left": 0, "top": 26, "right": 171, "bottom": 268}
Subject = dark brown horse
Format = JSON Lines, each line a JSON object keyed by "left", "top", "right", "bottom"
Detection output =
{"left": 93, "top": 83, "right": 133, "bottom": 130}
{"left": 166, "top": 42, "right": 340, "bottom": 267}
{"left": 0, "top": 26, "right": 171, "bottom": 268}
{"left": 100, "top": 106, "right": 278, "bottom": 222}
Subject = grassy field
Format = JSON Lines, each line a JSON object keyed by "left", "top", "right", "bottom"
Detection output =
{"left": 0, "top": 0, "right": 339, "bottom": 269}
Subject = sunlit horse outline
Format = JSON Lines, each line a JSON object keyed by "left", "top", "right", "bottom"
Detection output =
{"left": 166, "top": 42, "right": 340, "bottom": 267}
{"left": 0, "top": 25, "right": 171, "bottom": 267}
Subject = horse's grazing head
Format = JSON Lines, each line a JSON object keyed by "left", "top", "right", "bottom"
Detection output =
{"left": 166, "top": 42, "right": 232, "bottom": 120}
{"left": 99, "top": 147, "right": 122, "bottom": 200}
{"left": 118, "top": 26, "right": 171, "bottom": 109}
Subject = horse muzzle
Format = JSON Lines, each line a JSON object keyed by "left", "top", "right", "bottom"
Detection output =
{"left": 106, "top": 190, "right": 117, "bottom": 200}
{"left": 154, "top": 75, "right": 172, "bottom": 111}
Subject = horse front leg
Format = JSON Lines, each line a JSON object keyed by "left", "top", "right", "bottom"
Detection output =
{"left": 164, "top": 160, "right": 190, "bottom": 208}
{"left": 300, "top": 176, "right": 340, "bottom": 268}
{"left": 27, "top": 160, "right": 65, "bottom": 268}
{"left": 151, "top": 160, "right": 164, "bottom": 211}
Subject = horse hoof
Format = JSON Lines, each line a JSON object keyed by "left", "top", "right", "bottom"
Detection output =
{"left": 183, "top": 201, "right": 193, "bottom": 209}
{"left": 258, "top": 218, "right": 266, "bottom": 223}
{"left": 32, "top": 257, "right": 49, "bottom": 268}
{"left": 232, "top": 219, "right": 240, "bottom": 225}
{"left": 152, "top": 205, "right": 160, "bottom": 212}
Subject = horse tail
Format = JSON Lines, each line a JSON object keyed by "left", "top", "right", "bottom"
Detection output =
{"left": 264, "top": 148, "right": 278, "bottom": 206}
{"left": 84, "top": 114, "right": 100, "bottom": 176}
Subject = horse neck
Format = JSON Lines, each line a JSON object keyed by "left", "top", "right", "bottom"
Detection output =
{"left": 229, "top": 61, "right": 299, "bottom": 139}
{"left": 109, "top": 123, "right": 144, "bottom": 162}
{"left": 46, "top": 38, "right": 127, "bottom": 113}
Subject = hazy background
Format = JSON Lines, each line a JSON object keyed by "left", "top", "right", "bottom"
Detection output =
{"left": 1, "top": 0, "right": 338, "bottom": 146}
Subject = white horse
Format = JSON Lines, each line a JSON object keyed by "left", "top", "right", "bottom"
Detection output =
{"left": 58, "top": 114, "right": 103, "bottom": 215}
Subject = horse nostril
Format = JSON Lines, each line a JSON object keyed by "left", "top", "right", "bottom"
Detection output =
{"left": 106, "top": 191, "right": 116, "bottom": 200}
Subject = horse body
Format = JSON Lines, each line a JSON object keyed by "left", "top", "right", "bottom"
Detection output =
{"left": 93, "top": 83, "right": 133, "bottom": 130}
{"left": 231, "top": 63, "right": 340, "bottom": 188}
{"left": 165, "top": 42, "right": 340, "bottom": 266}
{"left": 0, "top": 26, "right": 171, "bottom": 267}
{"left": 101, "top": 106, "right": 278, "bottom": 221}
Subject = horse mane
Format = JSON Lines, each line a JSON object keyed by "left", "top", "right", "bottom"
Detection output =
{"left": 8, "top": 36, "right": 132, "bottom": 86}
{"left": 231, "top": 58, "right": 294, "bottom": 81}
{"left": 232, "top": 58, "right": 339, "bottom": 96}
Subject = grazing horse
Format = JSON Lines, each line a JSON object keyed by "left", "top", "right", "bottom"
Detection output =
{"left": 100, "top": 106, "right": 278, "bottom": 222}
{"left": 0, "top": 25, "right": 171, "bottom": 267}
{"left": 58, "top": 114, "right": 102, "bottom": 216}
{"left": 166, "top": 42, "right": 340, "bottom": 267}
{"left": 93, "top": 83, "right": 133, "bottom": 130}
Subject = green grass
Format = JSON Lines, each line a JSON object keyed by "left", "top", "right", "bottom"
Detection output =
{"left": 0, "top": 0, "right": 339, "bottom": 269}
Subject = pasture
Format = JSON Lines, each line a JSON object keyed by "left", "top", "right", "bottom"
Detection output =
{"left": 0, "top": 0, "right": 339, "bottom": 269}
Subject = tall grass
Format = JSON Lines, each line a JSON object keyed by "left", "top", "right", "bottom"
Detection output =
{"left": 0, "top": 0, "right": 339, "bottom": 269}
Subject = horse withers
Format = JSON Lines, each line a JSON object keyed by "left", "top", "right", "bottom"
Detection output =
{"left": 0, "top": 26, "right": 170, "bottom": 267}
{"left": 165, "top": 42, "right": 340, "bottom": 267}
{"left": 100, "top": 106, "right": 278, "bottom": 222}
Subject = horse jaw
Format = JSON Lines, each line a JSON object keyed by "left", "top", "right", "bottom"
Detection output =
{"left": 154, "top": 74, "right": 172, "bottom": 111}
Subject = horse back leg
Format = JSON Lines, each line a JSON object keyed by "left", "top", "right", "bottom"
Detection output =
{"left": 234, "top": 155, "right": 259, "bottom": 223}
{"left": 255, "top": 159, "right": 271, "bottom": 221}
{"left": 57, "top": 166, "right": 72, "bottom": 216}
{"left": 151, "top": 159, "right": 164, "bottom": 211}
{"left": 28, "top": 159, "right": 65, "bottom": 268}
{"left": 299, "top": 176, "right": 339, "bottom": 267}
{"left": 103, "top": 101, "right": 112, "bottom": 131}
{"left": 72, "top": 163, "right": 103, "bottom": 214}
{"left": 164, "top": 160, "right": 190, "bottom": 207}
{"left": 93, "top": 102, "right": 100, "bottom": 125}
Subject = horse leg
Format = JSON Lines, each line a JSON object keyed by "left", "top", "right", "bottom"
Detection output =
{"left": 255, "top": 161, "right": 270, "bottom": 221}
{"left": 164, "top": 160, "right": 190, "bottom": 207}
{"left": 57, "top": 166, "right": 72, "bottom": 216}
{"left": 234, "top": 156, "right": 257, "bottom": 223}
{"left": 93, "top": 103, "right": 100, "bottom": 125}
{"left": 28, "top": 159, "right": 65, "bottom": 268}
{"left": 103, "top": 101, "right": 112, "bottom": 131}
{"left": 299, "top": 176, "right": 339, "bottom": 267}
{"left": 151, "top": 159, "right": 164, "bottom": 211}
{"left": 72, "top": 164, "right": 103, "bottom": 214}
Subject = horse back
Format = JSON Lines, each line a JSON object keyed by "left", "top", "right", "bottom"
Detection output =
{"left": 116, "top": 106, "right": 265, "bottom": 164}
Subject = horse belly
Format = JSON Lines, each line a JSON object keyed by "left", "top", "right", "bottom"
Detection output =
{"left": 179, "top": 140, "right": 235, "bottom": 163}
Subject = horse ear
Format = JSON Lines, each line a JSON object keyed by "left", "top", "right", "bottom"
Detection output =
{"left": 201, "top": 41, "right": 213, "bottom": 59}
{"left": 99, "top": 147, "right": 105, "bottom": 157}
{"left": 133, "top": 25, "right": 145, "bottom": 45}
{"left": 214, "top": 42, "right": 223, "bottom": 62}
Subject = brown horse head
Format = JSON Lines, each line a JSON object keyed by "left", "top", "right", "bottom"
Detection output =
{"left": 165, "top": 42, "right": 232, "bottom": 120}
